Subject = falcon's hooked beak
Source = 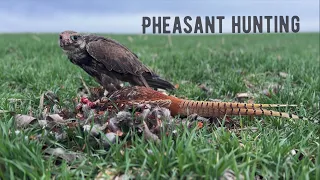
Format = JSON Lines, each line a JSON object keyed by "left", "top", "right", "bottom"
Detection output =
{"left": 59, "top": 36, "right": 71, "bottom": 47}
{"left": 59, "top": 30, "right": 79, "bottom": 49}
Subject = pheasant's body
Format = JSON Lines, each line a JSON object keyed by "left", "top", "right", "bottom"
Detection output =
{"left": 107, "top": 86, "right": 301, "bottom": 119}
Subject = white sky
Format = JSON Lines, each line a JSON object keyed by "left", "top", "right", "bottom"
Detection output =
{"left": 0, "top": 0, "right": 318, "bottom": 34}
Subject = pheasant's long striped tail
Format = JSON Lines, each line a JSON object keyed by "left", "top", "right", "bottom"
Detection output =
{"left": 218, "top": 108, "right": 300, "bottom": 119}
{"left": 178, "top": 100, "right": 301, "bottom": 119}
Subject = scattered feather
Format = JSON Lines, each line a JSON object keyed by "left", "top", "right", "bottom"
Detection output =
{"left": 15, "top": 114, "right": 37, "bottom": 128}
{"left": 46, "top": 114, "right": 64, "bottom": 124}
{"left": 143, "top": 121, "right": 160, "bottom": 143}
{"left": 83, "top": 124, "right": 102, "bottom": 137}
{"left": 102, "top": 132, "right": 117, "bottom": 149}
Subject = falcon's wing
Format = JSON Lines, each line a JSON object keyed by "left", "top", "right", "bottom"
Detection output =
{"left": 85, "top": 37, "right": 151, "bottom": 75}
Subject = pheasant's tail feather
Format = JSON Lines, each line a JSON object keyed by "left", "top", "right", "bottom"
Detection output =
{"left": 219, "top": 108, "right": 301, "bottom": 119}
{"left": 179, "top": 100, "right": 302, "bottom": 119}
{"left": 180, "top": 101, "right": 297, "bottom": 109}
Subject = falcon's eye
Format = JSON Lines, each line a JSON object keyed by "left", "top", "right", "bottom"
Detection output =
{"left": 70, "top": 35, "right": 78, "bottom": 41}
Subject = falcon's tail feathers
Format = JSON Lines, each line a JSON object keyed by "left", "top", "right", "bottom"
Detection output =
{"left": 143, "top": 74, "right": 176, "bottom": 90}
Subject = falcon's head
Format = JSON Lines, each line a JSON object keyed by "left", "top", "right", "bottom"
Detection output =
{"left": 59, "top": 30, "right": 86, "bottom": 51}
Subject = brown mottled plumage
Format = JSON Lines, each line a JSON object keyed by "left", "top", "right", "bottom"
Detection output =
{"left": 59, "top": 30, "right": 175, "bottom": 93}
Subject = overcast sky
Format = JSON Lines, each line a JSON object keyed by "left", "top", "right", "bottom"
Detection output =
{"left": 0, "top": 0, "right": 318, "bottom": 34}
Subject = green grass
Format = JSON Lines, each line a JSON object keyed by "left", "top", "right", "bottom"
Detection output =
{"left": 0, "top": 33, "right": 319, "bottom": 179}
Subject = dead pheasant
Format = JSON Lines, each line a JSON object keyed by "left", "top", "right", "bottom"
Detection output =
{"left": 103, "top": 86, "right": 302, "bottom": 119}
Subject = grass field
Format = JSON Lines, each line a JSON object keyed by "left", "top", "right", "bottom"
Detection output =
{"left": 0, "top": 33, "right": 319, "bottom": 179}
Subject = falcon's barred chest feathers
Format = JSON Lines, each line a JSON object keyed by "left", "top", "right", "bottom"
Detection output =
{"left": 59, "top": 30, "right": 175, "bottom": 93}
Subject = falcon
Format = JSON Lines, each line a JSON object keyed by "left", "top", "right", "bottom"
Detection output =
{"left": 59, "top": 30, "right": 175, "bottom": 93}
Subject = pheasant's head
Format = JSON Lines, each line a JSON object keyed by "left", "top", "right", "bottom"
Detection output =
{"left": 59, "top": 30, "right": 86, "bottom": 52}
